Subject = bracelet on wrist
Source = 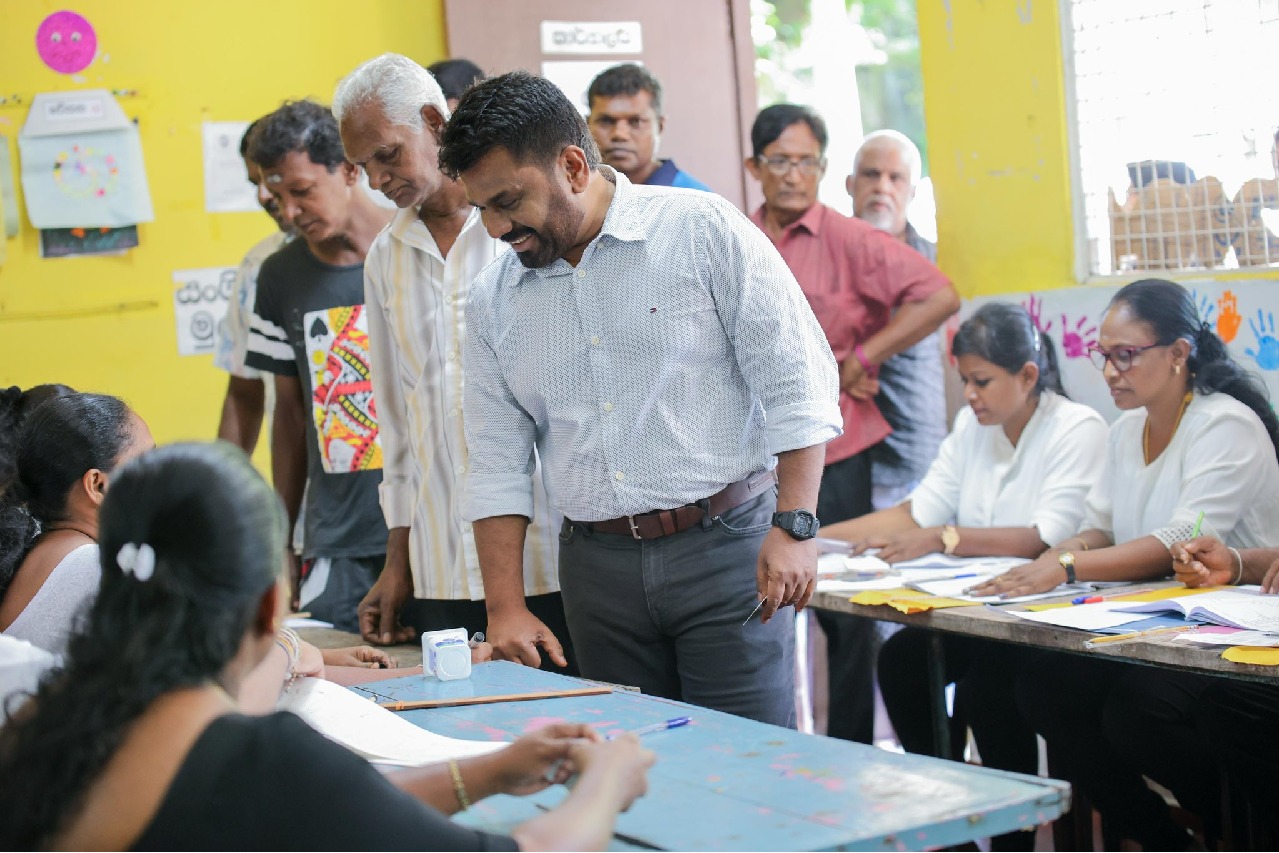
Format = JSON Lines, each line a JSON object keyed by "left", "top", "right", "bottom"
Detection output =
{"left": 1228, "top": 547, "right": 1244, "bottom": 585}
{"left": 448, "top": 759, "right": 472, "bottom": 810}
{"left": 854, "top": 344, "right": 879, "bottom": 378}
{"left": 274, "top": 626, "right": 302, "bottom": 682}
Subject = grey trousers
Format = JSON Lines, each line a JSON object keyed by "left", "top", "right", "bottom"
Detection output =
{"left": 558, "top": 491, "right": 796, "bottom": 728}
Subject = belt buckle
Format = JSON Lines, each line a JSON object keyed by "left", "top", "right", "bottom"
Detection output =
{"left": 627, "top": 515, "right": 642, "bottom": 540}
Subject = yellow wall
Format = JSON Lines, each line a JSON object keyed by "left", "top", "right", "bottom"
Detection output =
{"left": 0, "top": 0, "right": 446, "bottom": 445}
{"left": 916, "top": 0, "right": 1077, "bottom": 298}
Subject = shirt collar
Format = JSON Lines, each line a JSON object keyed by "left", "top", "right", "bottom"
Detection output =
{"left": 750, "top": 201, "right": 826, "bottom": 239}
{"left": 525, "top": 166, "right": 642, "bottom": 280}
{"left": 644, "top": 159, "right": 679, "bottom": 186}
{"left": 389, "top": 204, "right": 484, "bottom": 261}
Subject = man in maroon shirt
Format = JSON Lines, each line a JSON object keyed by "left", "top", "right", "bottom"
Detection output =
{"left": 747, "top": 104, "right": 959, "bottom": 744}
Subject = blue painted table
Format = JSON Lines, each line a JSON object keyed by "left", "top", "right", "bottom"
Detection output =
{"left": 351, "top": 661, "right": 1069, "bottom": 851}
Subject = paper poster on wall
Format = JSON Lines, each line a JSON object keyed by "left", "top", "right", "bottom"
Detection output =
{"left": 173, "top": 267, "right": 236, "bottom": 357}
{"left": 18, "top": 90, "right": 154, "bottom": 229}
{"left": 202, "top": 120, "right": 259, "bottom": 213}
{"left": 40, "top": 225, "right": 138, "bottom": 258}
{"left": 542, "top": 60, "right": 641, "bottom": 114}
{"left": 0, "top": 140, "right": 18, "bottom": 240}
{"left": 541, "top": 21, "right": 642, "bottom": 55}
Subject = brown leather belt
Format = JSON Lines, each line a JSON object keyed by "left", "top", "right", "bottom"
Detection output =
{"left": 578, "top": 469, "right": 777, "bottom": 540}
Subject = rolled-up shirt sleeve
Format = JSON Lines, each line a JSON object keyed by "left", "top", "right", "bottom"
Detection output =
{"left": 364, "top": 258, "right": 416, "bottom": 530}
{"left": 461, "top": 283, "right": 539, "bottom": 523}
{"left": 698, "top": 199, "right": 842, "bottom": 455}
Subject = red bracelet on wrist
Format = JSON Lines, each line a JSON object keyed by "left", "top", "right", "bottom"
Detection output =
{"left": 854, "top": 344, "right": 879, "bottom": 378}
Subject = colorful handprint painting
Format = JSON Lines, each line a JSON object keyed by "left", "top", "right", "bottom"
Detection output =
{"left": 1217, "top": 291, "right": 1242, "bottom": 344}
{"left": 1246, "top": 310, "right": 1279, "bottom": 371}
{"left": 1058, "top": 313, "right": 1099, "bottom": 359}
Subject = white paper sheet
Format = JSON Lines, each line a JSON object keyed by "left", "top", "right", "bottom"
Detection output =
{"left": 1008, "top": 601, "right": 1155, "bottom": 631}
{"left": 278, "top": 677, "right": 508, "bottom": 766}
{"left": 202, "top": 121, "right": 259, "bottom": 213}
{"left": 1172, "top": 629, "right": 1279, "bottom": 647}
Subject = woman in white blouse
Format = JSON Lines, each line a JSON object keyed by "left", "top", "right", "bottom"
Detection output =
{"left": 826, "top": 304, "right": 1106, "bottom": 851}
{"left": 1001, "top": 279, "right": 1279, "bottom": 851}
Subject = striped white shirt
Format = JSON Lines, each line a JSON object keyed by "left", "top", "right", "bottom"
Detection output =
{"left": 365, "top": 206, "right": 558, "bottom": 600}
{"left": 462, "top": 169, "right": 842, "bottom": 524}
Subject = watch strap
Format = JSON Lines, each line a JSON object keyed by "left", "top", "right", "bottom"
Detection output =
{"left": 1057, "top": 551, "right": 1077, "bottom": 584}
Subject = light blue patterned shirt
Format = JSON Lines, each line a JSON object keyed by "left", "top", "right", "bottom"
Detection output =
{"left": 462, "top": 170, "right": 842, "bottom": 524}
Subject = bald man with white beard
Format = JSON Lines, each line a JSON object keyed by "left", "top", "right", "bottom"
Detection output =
{"left": 848, "top": 131, "right": 946, "bottom": 511}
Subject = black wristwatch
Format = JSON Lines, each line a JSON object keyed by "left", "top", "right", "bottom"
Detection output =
{"left": 772, "top": 509, "right": 820, "bottom": 540}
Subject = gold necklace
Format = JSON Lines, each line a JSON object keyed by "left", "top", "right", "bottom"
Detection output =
{"left": 1143, "top": 391, "right": 1193, "bottom": 464}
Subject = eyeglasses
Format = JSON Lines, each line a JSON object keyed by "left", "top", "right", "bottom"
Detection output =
{"left": 1087, "top": 343, "right": 1165, "bottom": 372}
{"left": 757, "top": 155, "right": 826, "bottom": 177}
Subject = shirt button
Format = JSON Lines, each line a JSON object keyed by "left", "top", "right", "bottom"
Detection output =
{"left": 449, "top": 407, "right": 459, "bottom": 418}
{"left": 445, "top": 295, "right": 454, "bottom": 305}
{"left": 590, "top": 335, "right": 600, "bottom": 346}
{"left": 456, "top": 464, "right": 466, "bottom": 475}
{"left": 614, "top": 471, "right": 625, "bottom": 481}
{"left": 577, "top": 269, "right": 586, "bottom": 279}
{"left": 602, "top": 402, "right": 614, "bottom": 412}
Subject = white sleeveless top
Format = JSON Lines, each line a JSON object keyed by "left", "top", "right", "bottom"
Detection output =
{"left": 3, "top": 544, "right": 101, "bottom": 656}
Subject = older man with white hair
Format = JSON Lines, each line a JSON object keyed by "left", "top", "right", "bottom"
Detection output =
{"left": 332, "top": 54, "right": 572, "bottom": 672}
{"left": 848, "top": 130, "right": 947, "bottom": 511}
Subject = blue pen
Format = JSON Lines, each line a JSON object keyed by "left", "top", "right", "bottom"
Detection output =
{"left": 952, "top": 572, "right": 979, "bottom": 580}
{"left": 624, "top": 717, "right": 692, "bottom": 738}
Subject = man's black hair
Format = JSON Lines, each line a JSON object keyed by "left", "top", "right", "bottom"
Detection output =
{"left": 586, "top": 63, "right": 663, "bottom": 116}
{"left": 438, "top": 71, "right": 601, "bottom": 179}
{"left": 238, "top": 118, "right": 261, "bottom": 159}
{"left": 427, "top": 58, "right": 485, "bottom": 102}
{"left": 750, "top": 103, "right": 828, "bottom": 160}
{"left": 248, "top": 100, "right": 346, "bottom": 172}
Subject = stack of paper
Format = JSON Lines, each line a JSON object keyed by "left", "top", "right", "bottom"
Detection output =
{"left": 1114, "top": 587, "right": 1279, "bottom": 632}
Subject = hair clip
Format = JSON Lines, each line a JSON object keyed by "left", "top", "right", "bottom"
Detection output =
{"left": 117, "top": 542, "right": 156, "bottom": 582}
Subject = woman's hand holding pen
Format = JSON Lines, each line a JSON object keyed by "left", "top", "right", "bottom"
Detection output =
{"left": 1169, "top": 536, "right": 1233, "bottom": 588}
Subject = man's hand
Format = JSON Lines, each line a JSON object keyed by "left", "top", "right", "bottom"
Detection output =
{"left": 358, "top": 549, "right": 416, "bottom": 645}
{"left": 755, "top": 528, "right": 817, "bottom": 623}
{"left": 839, "top": 358, "right": 880, "bottom": 400}
{"left": 487, "top": 605, "right": 567, "bottom": 669}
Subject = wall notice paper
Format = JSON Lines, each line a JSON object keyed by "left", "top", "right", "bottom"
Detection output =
{"left": 172, "top": 267, "right": 236, "bottom": 356}
{"left": 1114, "top": 587, "right": 1279, "bottom": 632}
{"left": 18, "top": 90, "right": 154, "bottom": 229}
{"left": 279, "top": 677, "right": 508, "bottom": 766}
{"left": 40, "top": 225, "right": 138, "bottom": 258}
{"left": 202, "top": 121, "right": 259, "bottom": 213}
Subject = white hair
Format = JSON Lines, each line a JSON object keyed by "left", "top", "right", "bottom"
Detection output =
{"left": 852, "top": 129, "right": 922, "bottom": 186}
{"left": 332, "top": 53, "right": 448, "bottom": 129}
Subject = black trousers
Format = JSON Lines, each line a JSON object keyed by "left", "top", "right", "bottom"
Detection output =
{"left": 814, "top": 449, "right": 881, "bottom": 743}
{"left": 1198, "top": 680, "right": 1279, "bottom": 838}
{"left": 400, "top": 592, "right": 580, "bottom": 677}
{"left": 1017, "top": 653, "right": 1218, "bottom": 850}
{"left": 878, "top": 631, "right": 1040, "bottom": 851}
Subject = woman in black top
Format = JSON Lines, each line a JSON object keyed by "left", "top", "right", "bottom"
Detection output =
{"left": 0, "top": 442, "right": 653, "bottom": 850}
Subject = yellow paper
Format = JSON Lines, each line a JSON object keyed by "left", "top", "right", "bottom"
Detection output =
{"left": 1222, "top": 646, "right": 1279, "bottom": 666}
{"left": 1025, "top": 585, "right": 1227, "bottom": 612}
{"left": 848, "top": 588, "right": 976, "bottom": 614}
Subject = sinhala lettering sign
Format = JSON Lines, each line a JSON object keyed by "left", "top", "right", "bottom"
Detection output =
{"left": 540, "top": 21, "right": 642, "bottom": 55}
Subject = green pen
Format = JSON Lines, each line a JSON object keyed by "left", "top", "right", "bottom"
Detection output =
{"left": 1191, "top": 511, "right": 1204, "bottom": 538}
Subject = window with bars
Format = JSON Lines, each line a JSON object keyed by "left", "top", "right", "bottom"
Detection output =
{"left": 1067, "top": 0, "right": 1279, "bottom": 277}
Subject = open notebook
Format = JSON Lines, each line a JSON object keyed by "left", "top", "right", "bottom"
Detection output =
{"left": 1115, "top": 586, "right": 1279, "bottom": 632}
{"left": 279, "top": 677, "right": 508, "bottom": 766}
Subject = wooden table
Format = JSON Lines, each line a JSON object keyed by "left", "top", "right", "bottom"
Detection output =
{"left": 811, "top": 582, "right": 1279, "bottom": 760}
{"left": 349, "top": 661, "right": 1070, "bottom": 851}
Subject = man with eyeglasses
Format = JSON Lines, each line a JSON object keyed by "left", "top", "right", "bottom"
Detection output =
{"left": 746, "top": 104, "right": 959, "bottom": 745}
{"left": 586, "top": 64, "right": 711, "bottom": 191}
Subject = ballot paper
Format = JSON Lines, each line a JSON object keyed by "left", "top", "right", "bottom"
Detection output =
{"left": 279, "top": 677, "right": 508, "bottom": 766}
{"left": 908, "top": 574, "right": 1093, "bottom": 605}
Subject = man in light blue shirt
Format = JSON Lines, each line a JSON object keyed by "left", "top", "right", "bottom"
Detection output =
{"left": 439, "top": 71, "right": 842, "bottom": 727}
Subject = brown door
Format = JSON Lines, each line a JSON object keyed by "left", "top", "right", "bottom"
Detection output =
{"left": 443, "top": 0, "right": 758, "bottom": 210}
